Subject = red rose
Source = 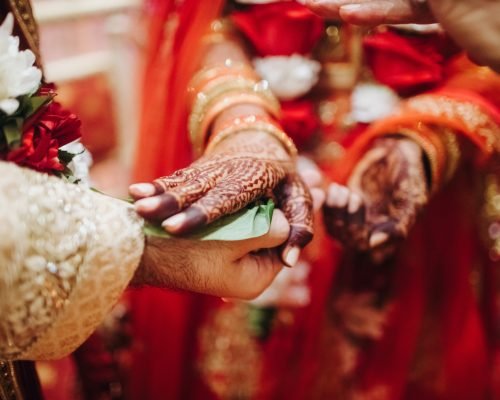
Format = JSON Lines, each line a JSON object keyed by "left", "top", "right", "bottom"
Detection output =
{"left": 231, "top": 2, "right": 324, "bottom": 56}
{"left": 280, "top": 100, "right": 319, "bottom": 149}
{"left": 7, "top": 102, "right": 81, "bottom": 173}
{"left": 364, "top": 29, "right": 460, "bottom": 96}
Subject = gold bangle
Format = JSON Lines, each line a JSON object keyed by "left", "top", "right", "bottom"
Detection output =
{"left": 397, "top": 127, "right": 443, "bottom": 193}
{"left": 205, "top": 117, "right": 298, "bottom": 158}
{"left": 188, "top": 62, "right": 258, "bottom": 99}
{"left": 189, "top": 78, "right": 280, "bottom": 150}
{"left": 440, "top": 128, "right": 462, "bottom": 182}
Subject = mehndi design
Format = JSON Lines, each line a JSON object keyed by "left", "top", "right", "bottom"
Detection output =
{"left": 324, "top": 137, "right": 428, "bottom": 263}
{"left": 132, "top": 131, "right": 313, "bottom": 263}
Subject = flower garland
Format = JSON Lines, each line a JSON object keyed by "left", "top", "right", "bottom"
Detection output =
{"left": 0, "top": 14, "right": 82, "bottom": 180}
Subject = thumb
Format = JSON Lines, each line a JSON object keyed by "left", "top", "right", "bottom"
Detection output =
{"left": 234, "top": 209, "right": 290, "bottom": 257}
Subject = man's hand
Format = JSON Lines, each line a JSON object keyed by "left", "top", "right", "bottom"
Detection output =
{"left": 132, "top": 210, "right": 291, "bottom": 300}
{"left": 301, "top": 0, "right": 500, "bottom": 72}
{"left": 323, "top": 137, "right": 428, "bottom": 263}
{"left": 301, "top": 0, "right": 434, "bottom": 25}
{"left": 130, "top": 131, "right": 314, "bottom": 267}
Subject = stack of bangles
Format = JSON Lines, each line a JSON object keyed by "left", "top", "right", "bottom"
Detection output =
{"left": 188, "top": 60, "right": 291, "bottom": 156}
{"left": 205, "top": 114, "right": 298, "bottom": 158}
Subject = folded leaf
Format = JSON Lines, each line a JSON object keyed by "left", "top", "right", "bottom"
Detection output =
{"left": 144, "top": 199, "right": 275, "bottom": 241}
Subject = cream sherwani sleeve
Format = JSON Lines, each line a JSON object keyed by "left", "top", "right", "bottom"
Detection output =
{"left": 0, "top": 162, "right": 144, "bottom": 360}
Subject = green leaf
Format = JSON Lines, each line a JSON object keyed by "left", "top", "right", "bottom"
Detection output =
{"left": 58, "top": 149, "right": 79, "bottom": 165}
{"left": 26, "top": 95, "right": 53, "bottom": 118}
{"left": 143, "top": 199, "right": 275, "bottom": 241}
{"left": 2, "top": 118, "right": 23, "bottom": 147}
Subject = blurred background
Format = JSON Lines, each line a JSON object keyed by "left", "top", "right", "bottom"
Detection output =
{"left": 34, "top": 0, "right": 143, "bottom": 196}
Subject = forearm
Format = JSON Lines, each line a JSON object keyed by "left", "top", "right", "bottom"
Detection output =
{"left": 189, "top": 21, "right": 283, "bottom": 155}
{"left": 0, "top": 162, "right": 144, "bottom": 360}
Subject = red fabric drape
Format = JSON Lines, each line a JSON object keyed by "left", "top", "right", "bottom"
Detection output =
{"left": 129, "top": 1, "right": 223, "bottom": 399}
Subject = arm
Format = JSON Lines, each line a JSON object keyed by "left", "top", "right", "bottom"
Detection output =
{"left": 323, "top": 62, "right": 500, "bottom": 262}
{"left": 131, "top": 19, "right": 314, "bottom": 266}
{"left": 0, "top": 162, "right": 144, "bottom": 361}
{"left": 302, "top": 0, "right": 500, "bottom": 72}
{"left": 0, "top": 161, "right": 291, "bottom": 360}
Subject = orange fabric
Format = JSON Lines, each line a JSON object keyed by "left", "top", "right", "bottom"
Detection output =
{"left": 129, "top": 2, "right": 224, "bottom": 399}
{"left": 133, "top": 0, "right": 224, "bottom": 181}
{"left": 332, "top": 93, "right": 500, "bottom": 185}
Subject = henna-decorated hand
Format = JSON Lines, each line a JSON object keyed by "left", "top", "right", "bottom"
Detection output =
{"left": 130, "top": 131, "right": 314, "bottom": 267}
{"left": 323, "top": 137, "right": 429, "bottom": 263}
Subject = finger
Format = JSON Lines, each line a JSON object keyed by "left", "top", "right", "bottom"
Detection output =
{"left": 300, "top": 0, "right": 343, "bottom": 18}
{"left": 230, "top": 250, "right": 285, "bottom": 300}
{"left": 135, "top": 179, "right": 211, "bottom": 221}
{"left": 162, "top": 178, "right": 270, "bottom": 234}
{"left": 296, "top": 156, "right": 323, "bottom": 189}
{"left": 153, "top": 164, "right": 209, "bottom": 192}
{"left": 276, "top": 174, "right": 314, "bottom": 267}
{"left": 323, "top": 183, "right": 350, "bottom": 237}
{"left": 339, "top": 0, "right": 434, "bottom": 25}
{"left": 129, "top": 183, "right": 161, "bottom": 200}
{"left": 324, "top": 184, "right": 368, "bottom": 248}
{"left": 235, "top": 209, "right": 291, "bottom": 256}
{"left": 311, "top": 187, "right": 326, "bottom": 212}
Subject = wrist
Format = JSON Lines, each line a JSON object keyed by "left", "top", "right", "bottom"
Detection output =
{"left": 208, "top": 111, "right": 297, "bottom": 159}
{"left": 131, "top": 237, "right": 157, "bottom": 287}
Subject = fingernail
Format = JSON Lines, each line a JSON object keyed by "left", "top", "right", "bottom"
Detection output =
{"left": 283, "top": 246, "right": 300, "bottom": 268}
{"left": 326, "top": 184, "right": 339, "bottom": 207}
{"left": 162, "top": 213, "right": 187, "bottom": 231}
{"left": 369, "top": 231, "right": 389, "bottom": 248}
{"left": 135, "top": 196, "right": 161, "bottom": 212}
{"left": 340, "top": 4, "right": 362, "bottom": 12}
{"left": 129, "top": 183, "right": 156, "bottom": 197}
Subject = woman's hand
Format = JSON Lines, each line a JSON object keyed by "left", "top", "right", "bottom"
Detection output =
{"left": 323, "top": 137, "right": 428, "bottom": 263}
{"left": 130, "top": 131, "right": 314, "bottom": 267}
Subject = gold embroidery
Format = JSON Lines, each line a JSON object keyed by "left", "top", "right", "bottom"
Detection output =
{"left": 407, "top": 95, "right": 500, "bottom": 154}
{"left": 198, "top": 304, "right": 262, "bottom": 400}
{"left": 0, "top": 362, "right": 23, "bottom": 400}
{"left": 483, "top": 170, "right": 500, "bottom": 261}
{"left": 8, "top": 0, "right": 40, "bottom": 62}
{"left": 441, "top": 129, "right": 461, "bottom": 182}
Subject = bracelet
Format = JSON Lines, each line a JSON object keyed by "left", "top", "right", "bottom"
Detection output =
{"left": 189, "top": 78, "right": 281, "bottom": 152}
{"left": 188, "top": 62, "right": 259, "bottom": 101}
{"left": 397, "top": 126, "right": 447, "bottom": 192}
{"left": 205, "top": 115, "right": 298, "bottom": 158}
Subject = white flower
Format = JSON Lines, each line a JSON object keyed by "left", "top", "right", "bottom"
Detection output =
{"left": 0, "top": 14, "right": 42, "bottom": 115}
{"left": 60, "top": 141, "right": 93, "bottom": 186}
{"left": 351, "top": 82, "right": 400, "bottom": 123}
{"left": 253, "top": 54, "right": 321, "bottom": 101}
